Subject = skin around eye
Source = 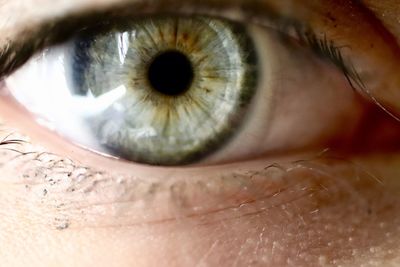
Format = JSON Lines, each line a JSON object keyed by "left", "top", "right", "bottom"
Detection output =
{"left": 1, "top": 1, "right": 400, "bottom": 267}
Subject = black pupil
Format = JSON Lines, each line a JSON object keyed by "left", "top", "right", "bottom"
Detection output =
{"left": 148, "top": 51, "right": 194, "bottom": 96}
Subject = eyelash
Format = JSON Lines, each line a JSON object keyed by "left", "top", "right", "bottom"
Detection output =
{"left": 270, "top": 18, "right": 364, "bottom": 92}
{"left": 0, "top": 4, "right": 363, "bottom": 95}
{"left": 297, "top": 30, "right": 365, "bottom": 91}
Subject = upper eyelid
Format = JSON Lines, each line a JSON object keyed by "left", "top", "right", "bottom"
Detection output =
{"left": 1, "top": 0, "right": 398, "bottom": 111}
{"left": 0, "top": 0, "right": 313, "bottom": 79}
{"left": 0, "top": 0, "right": 391, "bottom": 121}
{"left": 1, "top": 1, "right": 398, "bottom": 120}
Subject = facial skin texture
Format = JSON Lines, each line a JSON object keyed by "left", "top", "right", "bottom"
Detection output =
{"left": 1, "top": 0, "right": 400, "bottom": 266}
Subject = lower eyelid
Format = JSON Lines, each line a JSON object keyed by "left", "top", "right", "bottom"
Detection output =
{"left": 0, "top": 121, "right": 304, "bottom": 227}
{"left": 0, "top": 74, "right": 397, "bottom": 230}
{"left": 0, "top": 117, "right": 393, "bottom": 231}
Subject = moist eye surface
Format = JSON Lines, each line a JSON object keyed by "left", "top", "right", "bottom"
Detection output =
{"left": 70, "top": 16, "right": 258, "bottom": 165}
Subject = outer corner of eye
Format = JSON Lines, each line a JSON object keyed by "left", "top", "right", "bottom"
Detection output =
{"left": 2, "top": 14, "right": 363, "bottom": 167}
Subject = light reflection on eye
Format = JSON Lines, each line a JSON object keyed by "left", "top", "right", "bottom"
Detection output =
{"left": 2, "top": 9, "right": 373, "bottom": 167}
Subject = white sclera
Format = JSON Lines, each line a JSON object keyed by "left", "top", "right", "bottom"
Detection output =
{"left": 6, "top": 24, "right": 363, "bottom": 165}
{"left": 6, "top": 44, "right": 124, "bottom": 153}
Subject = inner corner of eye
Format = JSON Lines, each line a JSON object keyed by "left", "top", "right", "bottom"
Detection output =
{"left": 5, "top": 15, "right": 262, "bottom": 166}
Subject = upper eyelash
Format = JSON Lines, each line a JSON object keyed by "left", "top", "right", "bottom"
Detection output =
{"left": 298, "top": 30, "right": 365, "bottom": 91}
{"left": 270, "top": 17, "right": 366, "bottom": 92}
{"left": 0, "top": 2, "right": 364, "bottom": 95}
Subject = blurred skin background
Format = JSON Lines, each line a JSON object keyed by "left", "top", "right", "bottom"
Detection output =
{"left": 0, "top": 0, "right": 400, "bottom": 266}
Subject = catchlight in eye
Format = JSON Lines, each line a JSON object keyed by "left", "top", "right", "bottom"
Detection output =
{"left": 7, "top": 16, "right": 258, "bottom": 166}
{"left": 5, "top": 13, "right": 365, "bottom": 167}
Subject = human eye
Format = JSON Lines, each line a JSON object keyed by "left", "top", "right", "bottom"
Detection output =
{"left": 1, "top": 3, "right": 371, "bottom": 166}
{"left": 1, "top": 1, "right": 400, "bottom": 267}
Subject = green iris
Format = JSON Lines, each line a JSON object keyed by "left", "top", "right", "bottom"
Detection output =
{"left": 72, "top": 16, "right": 258, "bottom": 165}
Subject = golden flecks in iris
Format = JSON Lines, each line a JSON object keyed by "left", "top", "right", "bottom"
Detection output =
{"left": 77, "top": 16, "right": 257, "bottom": 165}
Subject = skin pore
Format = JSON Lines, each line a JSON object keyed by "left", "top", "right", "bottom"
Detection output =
{"left": 1, "top": 0, "right": 400, "bottom": 266}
